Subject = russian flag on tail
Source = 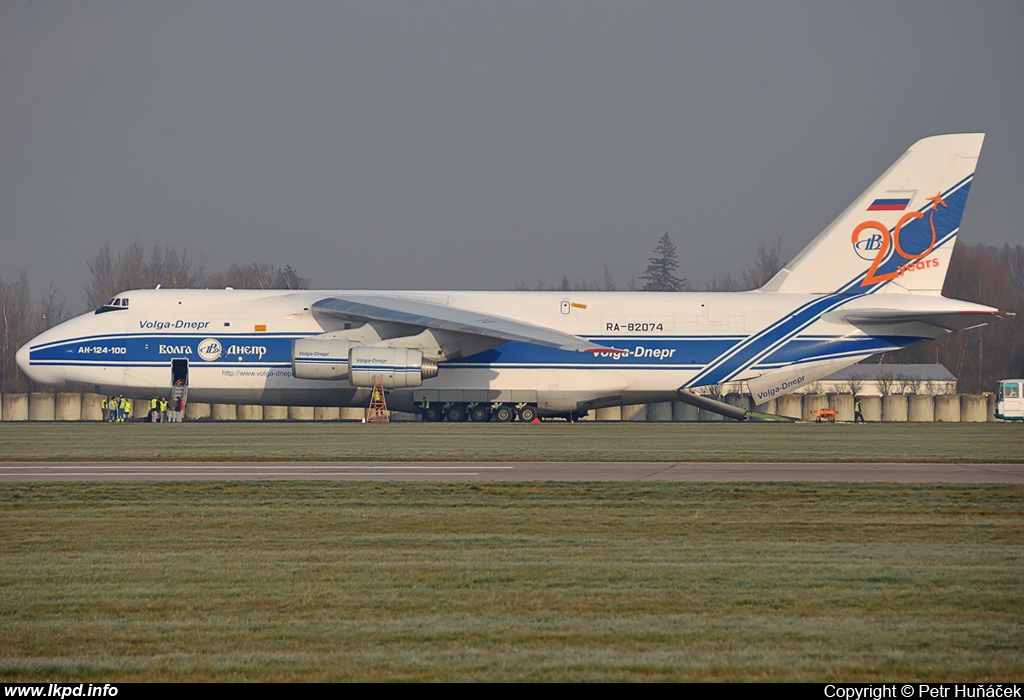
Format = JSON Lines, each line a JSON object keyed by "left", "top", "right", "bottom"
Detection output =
{"left": 867, "top": 190, "right": 916, "bottom": 211}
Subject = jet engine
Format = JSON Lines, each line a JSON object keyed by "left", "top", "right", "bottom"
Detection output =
{"left": 348, "top": 346, "right": 438, "bottom": 388}
{"left": 292, "top": 338, "right": 438, "bottom": 388}
{"left": 291, "top": 338, "right": 352, "bottom": 380}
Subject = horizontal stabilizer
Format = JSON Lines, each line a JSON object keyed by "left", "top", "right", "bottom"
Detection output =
{"left": 840, "top": 308, "right": 1011, "bottom": 333}
{"left": 312, "top": 294, "right": 622, "bottom": 354}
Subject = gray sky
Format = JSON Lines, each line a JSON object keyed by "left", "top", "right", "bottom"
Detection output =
{"left": 2, "top": 1, "right": 1022, "bottom": 305}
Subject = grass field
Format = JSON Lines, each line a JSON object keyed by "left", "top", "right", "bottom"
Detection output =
{"left": 1, "top": 421, "right": 1023, "bottom": 463}
{"left": 1, "top": 482, "right": 1021, "bottom": 681}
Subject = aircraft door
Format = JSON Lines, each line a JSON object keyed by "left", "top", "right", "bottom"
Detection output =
{"left": 171, "top": 359, "right": 189, "bottom": 387}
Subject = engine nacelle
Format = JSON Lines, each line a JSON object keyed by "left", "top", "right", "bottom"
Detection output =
{"left": 291, "top": 338, "right": 352, "bottom": 380}
{"left": 348, "top": 346, "right": 439, "bottom": 388}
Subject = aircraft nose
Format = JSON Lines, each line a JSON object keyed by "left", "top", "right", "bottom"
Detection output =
{"left": 15, "top": 340, "right": 31, "bottom": 376}
{"left": 15, "top": 337, "right": 63, "bottom": 387}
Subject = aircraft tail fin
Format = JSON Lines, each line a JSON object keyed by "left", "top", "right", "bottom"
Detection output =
{"left": 762, "top": 133, "right": 984, "bottom": 295}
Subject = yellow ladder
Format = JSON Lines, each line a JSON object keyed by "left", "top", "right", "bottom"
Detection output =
{"left": 367, "top": 376, "right": 389, "bottom": 423}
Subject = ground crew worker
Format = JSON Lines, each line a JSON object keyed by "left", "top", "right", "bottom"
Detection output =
{"left": 854, "top": 397, "right": 865, "bottom": 423}
{"left": 117, "top": 395, "right": 126, "bottom": 422}
{"left": 124, "top": 397, "right": 131, "bottom": 422}
{"left": 151, "top": 397, "right": 159, "bottom": 423}
{"left": 108, "top": 396, "right": 118, "bottom": 422}
{"left": 159, "top": 397, "right": 169, "bottom": 423}
{"left": 101, "top": 396, "right": 108, "bottom": 421}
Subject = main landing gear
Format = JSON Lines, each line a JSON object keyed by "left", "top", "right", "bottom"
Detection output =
{"left": 419, "top": 402, "right": 532, "bottom": 423}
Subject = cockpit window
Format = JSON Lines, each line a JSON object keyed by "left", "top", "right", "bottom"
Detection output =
{"left": 95, "top": 297, "right": 129, "bottom": 314}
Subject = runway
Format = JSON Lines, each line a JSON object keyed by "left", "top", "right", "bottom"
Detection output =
{"left": 2, "top": 461, "right": 1023, "bottom": 482}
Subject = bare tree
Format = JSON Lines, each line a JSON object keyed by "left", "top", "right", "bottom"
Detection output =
{"left": 114, "top": 239, "right": 146, "bottom": 298}
{"left": 875, "top": 369, "right": 898, "bottom": 396}
{"left": 804, "top": 379, "right": 824, "bottom": 395}
{"left": 903, "top": 377, "right": 923, "bottom": 395}
{"left": 703, "top": 272, "right": 739, "bottom": 292}
{"left": 85, "top": 244, "right": 118, "bottom": 309}
{"left": 208, "top": 262, "right": 309, "bottom": 290}
{"left": 38, "top": 285, "right": 69, "bottom": 333}
{"left": 742, "top": 236, "right": 784, "bottom": 290}
{"left": 698, "top": 383, "right": 725, "bottom": 399}
{"left": 145, "top": 244, "right": 205, "bottom": 289}
{"left": 602, "top": 264, "right": 617, "bottom": 291}
{"left": 0, "top": 270, "right": 34, "bottom": 392}
{"left": 844, "top": 373, "right": 865, "bottom": 396}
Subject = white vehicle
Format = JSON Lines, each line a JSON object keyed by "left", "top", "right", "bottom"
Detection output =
{"left": 996, "top": 380, "right": 1024, "bottom": 422}
{"left": 17, "top": 134, "right": 1010, "bottom": 422}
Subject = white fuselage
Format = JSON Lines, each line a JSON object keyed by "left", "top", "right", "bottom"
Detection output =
{"left": 18, "top": 287, "right": 979, "bottom": 415}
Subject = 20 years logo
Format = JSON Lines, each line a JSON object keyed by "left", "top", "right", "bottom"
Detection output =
{"left": 852, "top": 192, "right": 946, "bottom": 287}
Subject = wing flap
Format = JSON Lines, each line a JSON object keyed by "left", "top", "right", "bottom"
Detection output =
{"left": 312, "top": 295, "right": 623, "bottom": 354}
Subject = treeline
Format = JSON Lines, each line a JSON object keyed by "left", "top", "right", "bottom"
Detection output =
{"left": 519, "top": 234, "right": 783, "bottom": 292}
{"left": 879, "top": 242, "right": 1024, "bottom": 393}
{"left": 1, "top": 241, "right": 309, "bottom": 392}
{"left": 85, "top": 241, "right": 308, "bottom": 309}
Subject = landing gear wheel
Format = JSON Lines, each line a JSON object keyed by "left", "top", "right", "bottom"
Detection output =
{"left": 493, "top": 404, "right": 515, "bottom": 423}
{"left": 518, "top": 405, "right": 538, "bottom": 423}
{"left": 469, "top": 405, "right": 492, "bottom": 422}
{"left": 422, "top": 406, "right": 444, "bottom": 422}
{"left": 445, "top": 403, "right": 468, "bottom": 423}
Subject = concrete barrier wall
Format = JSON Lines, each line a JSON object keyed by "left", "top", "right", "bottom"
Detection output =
{"left": 672, "top": 401, "right": 699, "bottom": 421}
{"left": 882, "top": 394, "right": 908, "bottom": 422}
{"left": 28, "top": 392, "right": 55, "bottom": 421}
{"left": 1, "top": 391, "right": 1010, "bottom": 423}
{"left": 829, "top": 394, "right": 854, "bottom": 422}
{"left": 288, "top": 406, "right": 315, "bottom": 421}
{"left": 725, "top": 393, "right": 752, "bottom": 413}
{"left": 646, "top": 401, "right": 672, "bottom": 422}
{"left": 185, "top": 402, "right": 211, "bottom": 420}
{"left": 961, "top": 394, "right": 987, "bottom": 423}
{"left": 340, "top": 407, "right": 365, "bottom": 421}
{"left": 860, "top": 396, "right": 882, "bottom": 422}
{"left": 263, "top": 405, "right": 288, "bottom": 420}
{"left": 55, "top": 393, "right": 82, "bottom": 421}
{"left": 621, "top": 404, "right": 646, "bottom": 421}
{"left": 82, "top": 393, "right": 104, "bottom": 421}
{"left": 314, "top": 407, "right": 341, "bottom": 421}
{"left": 237, "top": 404, "right": 263, "bottom": 421}
{"left": 908, "top": 395, "right": 935, "bottom": 422}
{"left": 935, "top": 395, "right": 961, "bottom": 422}
{"left": 3, "top": 394, "right": 28, "bottom": 420}
{"left": 776, "top": 395, "right": 802, "bottom": 419}
{"left": 211, "top": 404, "right": 236, "bottom": 421}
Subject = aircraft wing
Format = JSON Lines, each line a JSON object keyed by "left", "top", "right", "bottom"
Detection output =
{"left": 840, "top": 308, "right": 1012, "bottom": 332}
{"left": 311, "top": 295, "right": 622, "bottom": 354}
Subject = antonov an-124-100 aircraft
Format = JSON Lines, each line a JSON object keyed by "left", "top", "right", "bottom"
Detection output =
{"left": 17, "top": 134, "right": 1011, "bottom": 422}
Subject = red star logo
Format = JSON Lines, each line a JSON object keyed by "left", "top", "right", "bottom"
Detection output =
{"left": 927, "top": 191, "right": 947, "bottom": 209}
